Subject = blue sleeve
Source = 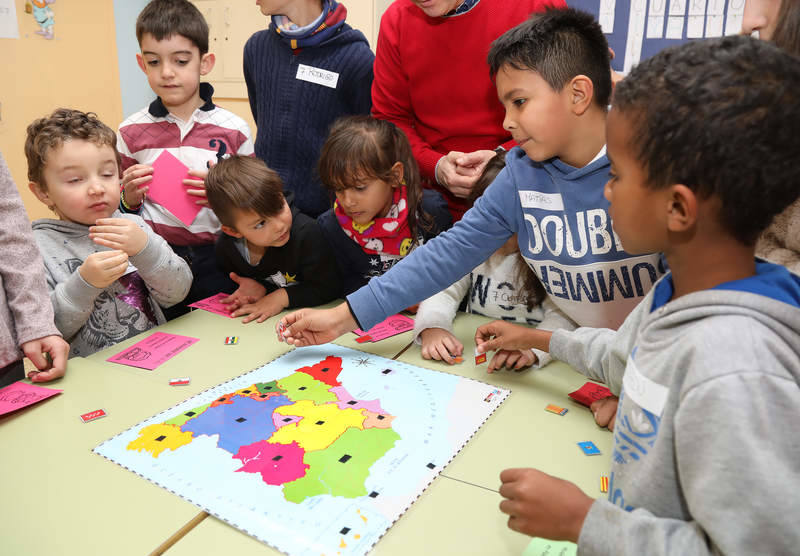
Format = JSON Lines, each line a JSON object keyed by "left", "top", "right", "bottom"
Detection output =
{"left": 347, "top": 165, "right": 521, "bottom": 329}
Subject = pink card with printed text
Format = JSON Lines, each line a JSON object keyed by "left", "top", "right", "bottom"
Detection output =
{"left": 188, "top": 293, "right": 234, "bottom": 318}
{"left": 147, "top": 151, "right": 201, "bottom": 226}
{"left": 106, "top": 332, "right": 199, "bottom": 370}
{"left": 353, "top": 314, "right": 414, "bottom": 342}
{"left": 0, "top": 381, "right": 62, "bottom": 417}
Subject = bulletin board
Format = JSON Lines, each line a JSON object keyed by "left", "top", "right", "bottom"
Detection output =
{"left": 568, "top": 0, "right": 746, "bottom": 72}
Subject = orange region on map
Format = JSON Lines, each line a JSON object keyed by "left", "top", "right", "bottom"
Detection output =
{"left": 164, "top": 402, "right": 211, "bottom": 427}
{"left": 127, "top": 423, "right": 194, "bottom": 457}
{"left": 271, "top": 400, "right": 366, "bottom": 451}
{"left": 277, "top": 372, "right": 337, "bottom": 404}
{"left": 234, "top": 440, "right": 309, "bottom": 485}
{"left": 282, "top": 426, "right": 401, "bottom": 503}
{"left": 296, "top": 355, "right": 343, "bottom": 387}
{"left": 362, "top": 410, "right": 395, "bottom": 429}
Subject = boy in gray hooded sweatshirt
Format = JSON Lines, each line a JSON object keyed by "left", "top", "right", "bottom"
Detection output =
{"left": 27, "top": 109, "right": 192, "bottom": 358}
{"left": 475, "top": 35, "right": 800, "bottom": 554}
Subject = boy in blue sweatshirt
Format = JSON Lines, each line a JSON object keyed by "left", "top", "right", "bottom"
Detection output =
{"left": 475, "top": 36, "right": 800, "bottom": 554}
{"left": 279, "top": 9, "right": 663, "bottom": 360}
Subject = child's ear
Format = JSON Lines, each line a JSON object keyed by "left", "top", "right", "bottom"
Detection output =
{"left": 136, "top": 53, "right": 147, "bottom": 74}
{"left": 200, "top": 53, "right": 216, "bottom": 76}
{"left": 568, "top": 75, "right": 594, "bottom": 116}
{"left": 666, "top": 184, "right": 697, "bottom": 233}
{"left": 390, "top": 161, "right": 404, "bottom": 188}
{"left": 29, "top": 181, "right": 53, "bottom": 209}
{"left": 221, "top": 224, "right": 243, "bottom": 238}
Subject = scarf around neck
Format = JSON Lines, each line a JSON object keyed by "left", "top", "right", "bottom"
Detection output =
{"left": 334, "top": 186, "right": 413, "bottom": 256}
{"left": 272, "top": 0, "right": 347, "bottom": 50}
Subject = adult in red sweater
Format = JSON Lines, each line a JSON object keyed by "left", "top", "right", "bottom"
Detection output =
{"left": 372, "top": 0, "right": 564, "bottom": 221}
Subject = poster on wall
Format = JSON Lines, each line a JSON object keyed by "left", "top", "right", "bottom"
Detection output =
{"left": 26, "top": 0, "right": 55, "bottom": 39}
{"left": 0, "top": 0, "right": 19, "bottom": 39}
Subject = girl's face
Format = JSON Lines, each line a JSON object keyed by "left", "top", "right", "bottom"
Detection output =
{"left": 335, "top": 163, "right": 404, "bottom": 226}
{"left": 742, "top": 0, "right": 781, "bottom": 40}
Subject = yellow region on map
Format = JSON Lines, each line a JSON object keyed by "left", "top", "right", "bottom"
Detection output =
{"left": 271, "top": 400, "right": 365, "bottom": 451}
{"left": 127, "top": 423, "right": 194, "bottom": 457}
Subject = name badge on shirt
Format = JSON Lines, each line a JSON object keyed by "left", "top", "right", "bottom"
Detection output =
{"left": 519, "top": 191, "right": 565, "bottom": 211}
{"left": 622, "top": 355, "right": 669, "bottom": 417}
{"left": 296, "top": 64, "right": 339, "bottom": 89}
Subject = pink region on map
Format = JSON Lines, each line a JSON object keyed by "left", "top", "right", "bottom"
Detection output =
{"left": 330, "top": 386, "right": 385, "bottom": 413}
{"left": 234, "top": 440, "right": 309, "bottom": 485}
{"left": 273, "top": 413, "right": 303, "bottom": 428}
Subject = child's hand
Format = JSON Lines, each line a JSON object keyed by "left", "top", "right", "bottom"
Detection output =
{"left": 590, "top": 395, "right": 619, "bottom": 431}
{"left": 89, "top": 218, "right": 148, "bottom": 256}
{"left": 420, "top": 328, "right": 463, "bottom": 365}
{"left": 475, "top": 320, "right": 552, "bottom": 354}
{"left": 278, "top": 303, "right": 357, "bottom": 346}
{"left": 121, "top": 164, "right": 153, "bottom": 207}
{"left": 184, "top": 168, "right": 209, "bottom": 206}
{"left": 233, "top": 289, "right": 288, "bottom": 323}
{"left": 436, "top": 149, "right": 497, "bottom": 198}
{"left": 499, "top": 468, "right": 593, "bottom": 542}
{"left": 22, "top": 335, "right": 70, "bottom": 382}
{"left": 221, "top": 273, "right": 267, "bottom": 311}
{"left": 487, "top": 349, "right": 537, "bottom": 373}
{"left": 79, "top": 250, "right": 129, "bottom": 288}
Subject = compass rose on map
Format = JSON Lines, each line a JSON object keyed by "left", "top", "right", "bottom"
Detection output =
{"left": 353, "top": 356, "right": 372, "bottom": 367}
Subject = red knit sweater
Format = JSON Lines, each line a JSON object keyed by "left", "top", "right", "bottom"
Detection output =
{"left": 372, "top": 0, "right": 565, "bottom": 220}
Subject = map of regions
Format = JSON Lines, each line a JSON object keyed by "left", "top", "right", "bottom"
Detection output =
{"left": 94, "top": 345, "right": 508, "bottom": 556}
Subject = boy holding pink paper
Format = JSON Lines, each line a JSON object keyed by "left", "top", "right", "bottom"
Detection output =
{"left": 117, "top": 0, "right": 254, "bottom": 316}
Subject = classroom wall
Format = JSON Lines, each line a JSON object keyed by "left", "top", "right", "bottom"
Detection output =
{"left": 0, "top": 0, "right": 123, "bottom": 220}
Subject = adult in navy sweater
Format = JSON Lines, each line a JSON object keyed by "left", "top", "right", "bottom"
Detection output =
{"left": 244, "top": 0, "right": 374, "bottom": 217}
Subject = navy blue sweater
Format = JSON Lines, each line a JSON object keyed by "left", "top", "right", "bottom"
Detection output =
{"left": 317, "top": 190, "right": 452, "bottom": 296}
{"left": 244, "top": 24, "right": 374, "bottom": 218}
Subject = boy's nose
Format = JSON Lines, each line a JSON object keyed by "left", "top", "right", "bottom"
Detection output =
{"left": 603, "top": 179, "right": 613, "bottom": 202}
{"left": 502, "top": 113, "right": 516, "bottom": 132}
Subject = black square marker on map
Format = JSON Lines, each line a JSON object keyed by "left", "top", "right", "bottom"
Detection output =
{"left": 320, "top": 368, "right": 329, "bottom": 373}
{"left": 298, "top": 387, "right": 307, "bottom": 390}
{"left": 155, "top": 435, "right": 166, "bottom": 442}
{"left": 382, "top": 369, "right": 392, "bottom": 374}
{"left": 369, "top": 491, "right": 379, "bottom": 498}
{"left": 339, "top": 454, "right": 352, "bottom": 463}
{"left": 316, "top": 420, "right": 325, "bottom": 425}
{"left": 260, "top": 394, "right": 268, "bottom": 398}
{"left": 185, "top": 411, "right": 196, "bottom": 417}
{"left": 283, "top": 417, "right": 292, "bottom": 422}
{"left": 340, "top": 527, "right": 350, "bottom": 535}
{"left": 377, "top": 415, "right": 385, "bottom": 420}
{"left": 347, "top": 400, "right": 357, "bottom": 405}
{"left": 236, "top": 417, "right": 247, "bottom": 423}
{"left": 272, "top": 455, "right": 283, "bottom": 461}
{"left": 427, "top": 463, "right": 436, "bottom": 469}
{"left": 217, "top": 397, "right": 226, "bottom": 402}
{"left": 263, "top": 385, "right": 272, "bottom": 390}
{"left": 242, "top": 390, "right": 251, "bottom": 394}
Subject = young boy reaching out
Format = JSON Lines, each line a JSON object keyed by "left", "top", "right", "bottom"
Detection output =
{"left": 475, "top": 36, "right": 800, "bottom": 553}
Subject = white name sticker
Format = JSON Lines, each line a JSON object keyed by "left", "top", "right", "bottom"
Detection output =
{"left": 622, "top": 355, "right": 669, "bottom": 417}
{"left": 519, "top": 191, "right": 565, "bottom": 211}
{"left": 296, "top": 64, "right": 339, "bottom": 89}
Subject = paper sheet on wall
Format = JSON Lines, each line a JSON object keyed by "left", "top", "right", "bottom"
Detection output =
{"left": 0, "top": 0, "right": 19, "bottom": 39}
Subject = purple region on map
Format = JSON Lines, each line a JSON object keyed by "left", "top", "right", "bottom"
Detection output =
{"left": 273, "top": 413, "right": 303, "bottom": 428}
{"left": 182, "top": 395, "right": 293, "bottom": 453}
{"left": 330, "top": 386, "right": 385, "bottom": 413}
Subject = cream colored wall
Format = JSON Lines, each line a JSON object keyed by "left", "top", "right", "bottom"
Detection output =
{"left": 0, "top": 0, "right": 123, "bottom": 221}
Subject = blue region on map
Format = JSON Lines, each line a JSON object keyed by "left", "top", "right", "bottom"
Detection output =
{"left": 182, "top": 394, "right": 293, "bottom": 453}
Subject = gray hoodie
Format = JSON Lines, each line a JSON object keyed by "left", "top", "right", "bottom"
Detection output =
{"left": 32, "top": 212, "right": 191, "bottom": 357}
{"left": 550, "top": 265, "right": 800, "bottom": 555}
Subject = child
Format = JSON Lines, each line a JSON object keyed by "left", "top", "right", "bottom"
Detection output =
{"left": 117, "top": 0, "right": 255, "bottom": 314}
{"left": 744, "top": 0, "right": 800, "bottom": 275}
{"left": 279, "top": 9, "right": 663, "bottom": 359}
{"left": 413, "top": 150, "right": 546, "bottom": 370}
{"left": 244, "top": 0, "right": 374, "bottom": 217}
{"left": 204, "top": 156, "right": 341, "bottom": 323}
{"left": 317, "top": 116, "right": 451, "bottom": 296}
{"left": 0, "top": 151, "right": 69, "bottom": 386}
{"left": 27, "top": 109, "right": 192, "bottom": 358}
{"left": 474, "top": 36, "right": 800, "bottom": 552}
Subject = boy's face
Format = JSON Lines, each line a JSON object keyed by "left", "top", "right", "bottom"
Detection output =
{"left": 603, "top": 108, "right": 670, "bottom": 254}
{"left": 222, "top": 202, "right": 293, "bottom": 249}
{"left": 255, "top": 0, "right": 292, "bottom": 16}
{"left": 741, "top": 0, "right": 780, "bottom": 40}
{"left": 30, "top": 140, "right": 120, "bottom": 225}
{"left": 137, "top": 33, "right": 214, "bottom": 115}
{"left": 495, "top": 64, "right": 575, "bottom": 165}
{"left": 409, "top": 0, "right": 462, "bottom": 18}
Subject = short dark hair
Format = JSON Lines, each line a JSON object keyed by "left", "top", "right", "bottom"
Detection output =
{"left": 205, "top": 156, "right": 286, "bottom": 229}
{"left": 136, "top": 0, "right": 209, "bottom": 54}
{"left": 25, "top": 108, "right": 120, "bottom": 190}
{"left": 613, "top": 35, "right": 800, "bottom": 246}
{"left": 488, "top": 7, "right": 612, "bottom": 107}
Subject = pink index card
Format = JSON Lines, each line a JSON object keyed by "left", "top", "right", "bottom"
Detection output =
{"left": 353, "top": 314, "right": 414, "bottom": 342}
{"left": 147, "top": 151, "right": 201, "bottom": 226}
{"left": 0, "top": 381, "right": 62, "bottom": 417}
{"left": 188, "top": 293, "right": 234, "bottom": 318}
{"left": 107, "top": 332, "right": 199, "bottom": 370}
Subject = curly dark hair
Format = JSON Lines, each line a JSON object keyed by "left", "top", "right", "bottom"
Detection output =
{"left": 136, "top": 0, "right": 209, "bottom": 54}
{"left": 488, "top": 7, "right": 612, "bottom": 108}
{"left": 25, "top": 108, "right": 120, "bottom": 189}
{"left": 612, "top": 35, "right": 800, "bottom": 246}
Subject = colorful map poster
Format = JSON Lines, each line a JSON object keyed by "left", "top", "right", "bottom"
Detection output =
{"left": 94, "top": 345, "right": 508, "bottom": 555}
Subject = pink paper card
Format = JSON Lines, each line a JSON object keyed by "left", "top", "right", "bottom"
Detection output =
{"left": 107, "top": 332, "right": 199, "bottom": 370}
{"left": 0, "top": 381, "right": 62, "bottom": 417}
{"left": 353, "top": 314, "right": 414, "bottom": 342}
{"left": 188, "top": 293, "right": 234, "bottom": 318}
{"left": 568, "top": 382, "right": 614, "bottom": 407}
{"left": 147, "top": 151, "right": 201, "bottom": 226}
